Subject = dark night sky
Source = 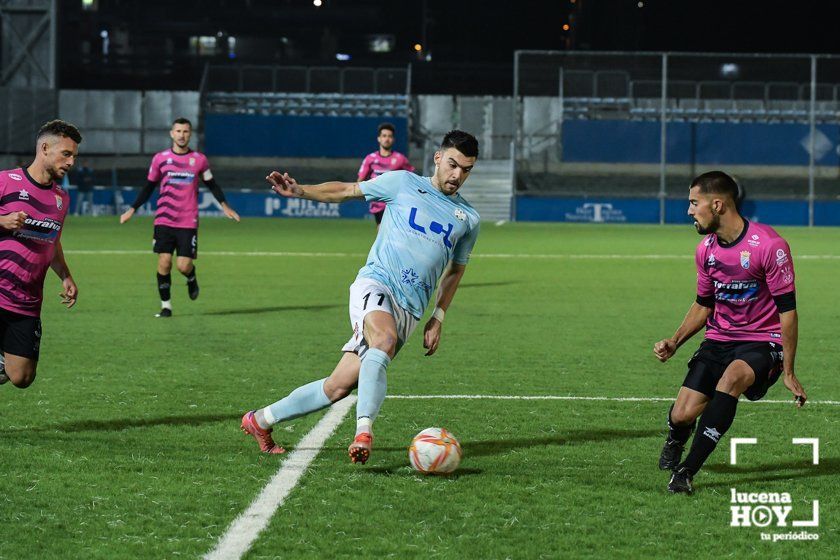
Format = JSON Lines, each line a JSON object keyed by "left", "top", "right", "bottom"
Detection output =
{"left": 58, "top": 0, "right": 840, "bottom": 91}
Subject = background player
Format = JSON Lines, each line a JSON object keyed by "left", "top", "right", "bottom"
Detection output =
{"left": 358, "top": 122, "right": 415, "bottom": 229}
{"left": 653, "top": 171, "right": 807, "bottom": 494}
{"left": 241, "top": 130, "right": 480, "bottom": 463}
{"left": 119, "top": 118, "right": 240, "bottom": 317}
{"left": 0, "top": 120, "right": 80, "bottom": 388}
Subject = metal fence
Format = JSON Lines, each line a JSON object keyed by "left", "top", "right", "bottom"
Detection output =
{"left": 513, "top": 51, "right": 840, "bottom": 225}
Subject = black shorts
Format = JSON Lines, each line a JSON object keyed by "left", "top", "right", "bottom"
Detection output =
{"left": 153, "top": 225, "right": 198, "bottom": 259}
{"left": 0, "top": 307, "right": 41, "bottom": 360}
{"left": 373, "top": 209, "right": 384, "bottom": 225}
{"left": 683, "top": 339, "right": 783, "bottom": 401}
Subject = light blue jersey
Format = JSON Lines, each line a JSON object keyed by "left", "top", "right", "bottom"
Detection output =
{"left": 357, "top": 170, "right": 481, "bottom": 318}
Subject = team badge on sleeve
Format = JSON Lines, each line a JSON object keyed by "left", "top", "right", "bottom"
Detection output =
{"left": 740, "top": 251, "right": 751, "bottom": 269}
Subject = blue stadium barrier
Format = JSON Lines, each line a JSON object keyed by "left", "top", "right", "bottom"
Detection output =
{"left": 204, "top": 115, "right": 409, "bottom": 157}
{"left": 66, "top": 189, "right": 840, "bottom": 226}
{"left": 562, "top": 120, "right": 839, "bottom": 165}
{"left": 516, "top": 196, "right": 840, "bottom": 226}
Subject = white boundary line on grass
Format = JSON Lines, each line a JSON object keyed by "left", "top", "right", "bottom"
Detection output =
{"left": 387, "top": 394, "right": 840, "bottom": 405}
{"left": 64, "top": 249, "right": 840, "bottom": 260}
{"left": 205, "top": 392, "right": 835, "bottom": 558}
{"left": 204, "top": 396, "right": 356, "bottom": 560}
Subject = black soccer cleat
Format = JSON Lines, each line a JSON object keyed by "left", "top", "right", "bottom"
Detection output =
{"left": 187, "top": 279, "right": 199, "bottom": 301}
{"left": 659, "top": 438, "right": 685, "bottom": 470}
{"left": 668, "top": 467, "right": 694, "bottom": 495}
{"left": 155, "top": 308, "right": 172, "bottom": 318}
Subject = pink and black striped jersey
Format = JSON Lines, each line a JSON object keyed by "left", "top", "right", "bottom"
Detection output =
{"left": 0, "top": 168, "right": 69, "bottom": 316}
{"left": 147, "top": 150, "right": 211, "bottom": 229}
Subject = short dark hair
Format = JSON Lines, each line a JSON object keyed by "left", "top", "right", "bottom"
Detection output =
{"left": 377, "top": 122, "right": 395, "bottom": 135}
{"left": 690, "top": 170, "right": 739, "bottom": 201}
{"left": 440, "top": 130, "right": 478, "bottom": 158}
{"left": 172, "top": 117, "right": 192, "bottom": 128}
{"left": 37, "top": 120, "right": 82, "bottom": 144}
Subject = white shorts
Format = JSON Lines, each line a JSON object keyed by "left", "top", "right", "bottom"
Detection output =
{"left": 341, "top": 277, "right": 419, "bottom": 358}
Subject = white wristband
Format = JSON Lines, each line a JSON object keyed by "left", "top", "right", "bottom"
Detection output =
{"left": 432, "top": 307, "right": 445, "bottom": 323}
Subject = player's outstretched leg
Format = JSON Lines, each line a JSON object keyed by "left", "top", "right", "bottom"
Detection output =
{"left": 242, "top": 354, "right": 360, "bottom": 455}
{"left": 659, "top": 404, "right": 696, "bottom": 470}
{"left": 350, "top": 348, "right": 391, "bottom": 464}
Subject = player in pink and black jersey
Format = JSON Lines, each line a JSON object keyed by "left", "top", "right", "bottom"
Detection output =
{"left": 0, "top": 120, "right": 81, "bottom": 388}
{"left": 120, "top": 118, "right": 240, "bottom": 317}
{"left": 357, "top": 123, "right": 415, "bottom": 229}
{"left": 653, "top": 171, "right": 807, "bottom": 494}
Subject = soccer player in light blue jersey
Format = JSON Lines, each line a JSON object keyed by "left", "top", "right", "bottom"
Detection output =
{"left": 241, "top": 130, "right": 480, "bottom": 463}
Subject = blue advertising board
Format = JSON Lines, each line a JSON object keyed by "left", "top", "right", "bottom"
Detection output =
{"left": 516, "top": 196, "right": 840, "bottom": 226}
{"left": 68, "top": 189, "right": 839, "bottom": 226}
{"left": 69, "top": 188, "right": 371, "bottom": 220}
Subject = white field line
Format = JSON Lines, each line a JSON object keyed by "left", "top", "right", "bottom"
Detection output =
{"left": 387, "top": 394, "right": 840, "bottom": 405}
{"left": 64, "top": 249, "right": 840, "bottom": 260}
{"left": 204, "top": 396, "right": 356, "bottom": 560}
{"left": 205, "top": 391, "right": 832, "bottom": 558}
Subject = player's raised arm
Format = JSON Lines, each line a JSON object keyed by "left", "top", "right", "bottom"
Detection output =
{"left": 266, "top": 171, "right": 363, "bottom": 203}
{"left": 653, "top": 300, "right": 713, "bottom": 362}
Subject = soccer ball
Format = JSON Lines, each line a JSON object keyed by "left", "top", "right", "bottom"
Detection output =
{"left": 408, "top": 427, "right": 462, "bottom": 474}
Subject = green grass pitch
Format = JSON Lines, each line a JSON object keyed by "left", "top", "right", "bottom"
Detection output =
{"left": 0, "top": 217, "right": 836, "bottom": 559}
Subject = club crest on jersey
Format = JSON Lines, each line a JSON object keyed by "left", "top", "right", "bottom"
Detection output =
{"left": 55, "top": 195, "right": 63, "bottom": 210}
{"left": 166, "top": 158, "right": 173, "bottom": 164}
{"left": 189, "top": 157, "right": 196, "bottom": 166}
{"left": 707, "top": 253, "right": 717, "bottom": 267}
{"left": 8, "top": 173, "right": 22, "bottom": 181}
{"left": 740, "top": 250, "right": 751, "bottom": 269}
{"left": 18, "top": 189, "right": 29, "bottom": 200}
{"left": 454, "top": 208, "right": 467, "bottom": 222}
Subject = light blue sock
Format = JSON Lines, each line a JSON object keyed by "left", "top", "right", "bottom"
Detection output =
{"left": 356, "top": 348, "right": 391, "bottom": 431}
{"left": 264, "top": 378, "right": 331, "bottom": 426}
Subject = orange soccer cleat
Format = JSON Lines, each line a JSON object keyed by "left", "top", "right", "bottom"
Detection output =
{"left": 348, "top": 431, "right": 373, "bottom": 464}
{"left": 241, "top": 411, "right": 285, "bottom": 454}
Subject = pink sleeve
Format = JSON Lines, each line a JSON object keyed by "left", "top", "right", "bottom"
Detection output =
{"left": 401, "top": 155, "right": 415, "bottom": 173}
{"left": 147, "top": 154, "right": 162, "bottom": 182}
{"left": 201, "top": 154, "right": 211, "bottom": 174}
{"left": 763, "top": 238, "right": 795, "bottom": 296}
{"left": 695, "top": 241, "right": 713, "bottom": 297}
{"left": 358, "top": 155, "right": 372, "bottom": 181}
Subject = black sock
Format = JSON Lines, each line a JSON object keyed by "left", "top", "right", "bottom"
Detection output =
{"left": 680, "top": 391, "right": 739, "bottom": 474}
{"left": 157, "top": 272, "right": 171, "bottom": 301}
{"left": 667, "top": 404, "right": 695, "bottom": 445}
{"left": 184, "top": 266, "right": 197, "bottom": 284}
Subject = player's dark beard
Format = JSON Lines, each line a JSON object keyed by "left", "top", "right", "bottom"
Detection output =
{"left": 695, "top": 212, "right": 720, "bottom": 235}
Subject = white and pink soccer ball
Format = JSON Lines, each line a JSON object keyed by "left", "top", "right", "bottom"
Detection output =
{"left": 408, "top": 427, "right": 462, "bottom": 474}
